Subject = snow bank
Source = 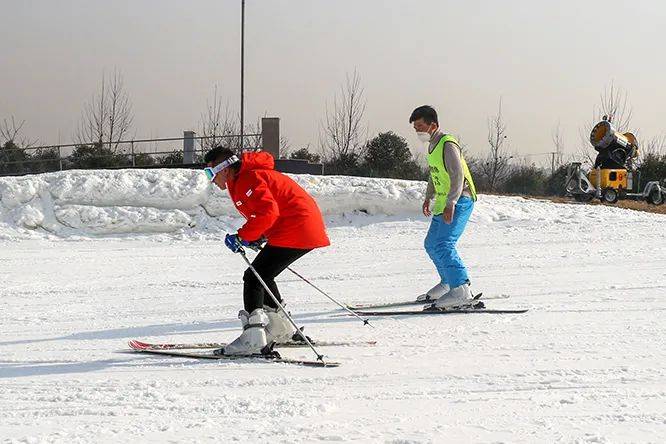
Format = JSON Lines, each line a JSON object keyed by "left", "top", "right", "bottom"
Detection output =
{"left": 0, "top": 169, "right": 424, "bottom": 239}
{"left": 1, "top": 169, "right": 662, "bottom": 240}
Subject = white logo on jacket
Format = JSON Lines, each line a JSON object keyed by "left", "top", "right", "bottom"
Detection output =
{"left": 246, "top": 189, "right": 253, "bottom": 197}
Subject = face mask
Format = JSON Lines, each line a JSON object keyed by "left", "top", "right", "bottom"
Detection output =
{"left": 417, "top": 132, "right": 431, "bottom": 143}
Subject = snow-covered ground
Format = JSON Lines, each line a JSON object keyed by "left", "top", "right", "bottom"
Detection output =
{"left": 1, "top": 170, "right": 665, "bottom": 443}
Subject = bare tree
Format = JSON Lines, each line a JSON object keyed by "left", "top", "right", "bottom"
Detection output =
{"left": 641, "top": 135, "right": 666, "bottom": 157}
{"left": 279, "top": 135, "right": 291, "bottom": 158}
{"left": 480, "top": 97, "right": 511, "bottom": 192}
{"left": 0, "top": 117, "right": 23, "bottom": 145}
{"left": 75, "top": 70, "right": 134, "bottom": 151}
{"left": 242, "top": 117, "right": 291, "bottom": 157}
{"left": 453, "top": 134, "right": 470, "bottom": 156}
{"left": 551, "top": 122, "right": 565, "bottom": 171}
{"left": 243, "top": 117, "right": 264, "bottom": 151}
{"left": 320, "top": 71, "right": 368, "bottom": 165}
{"left": 198, "top": 92, "right": 291, "bottom": 158}
{"left": 0, "top": 117, "right": 39, "bottom": 174}
{"left": 577, "top": 82, "right": 634, "bottom": 165}
{"left": 199, "top": 85, "right": 238, "bottom": 150}
{"left": 1, "top": 116, "right": 36, "bottom": 147}
{"left": 597, "top": 81, "right": 633, "bottom": 131}
{"left": 576, "top": 116, "right": 596, "bottom": 167}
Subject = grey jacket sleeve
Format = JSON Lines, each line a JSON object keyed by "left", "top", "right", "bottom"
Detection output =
{"left": 444, "top": 141, "right": 464, "bottom": 208}
{"left": 425, "top": 176, "right": 435, "bottom": 201}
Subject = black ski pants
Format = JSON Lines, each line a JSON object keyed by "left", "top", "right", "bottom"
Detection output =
{"left": 243, "top": 245, "right": 311, "bottom": 312}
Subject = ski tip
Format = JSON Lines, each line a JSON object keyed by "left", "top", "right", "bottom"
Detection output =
{"left": 128, "top": 339, "right": 150, "bottom": 350}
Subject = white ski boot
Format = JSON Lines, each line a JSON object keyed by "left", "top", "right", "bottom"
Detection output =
{"left": 433, "top": 283, "right": 475, "bottom": 309}
{"left": 264, "top": 305, "right": 297, "bottom": 344}
{"left": 217, "top": 308, "right": 269, "bottom": 356}
{"left": 416, "top": 283, "right": 450, "bottom": 302}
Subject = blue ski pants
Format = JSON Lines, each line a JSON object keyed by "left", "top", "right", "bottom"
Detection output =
{"left": 424, "top": 196, "right": 474, "bottom": 288}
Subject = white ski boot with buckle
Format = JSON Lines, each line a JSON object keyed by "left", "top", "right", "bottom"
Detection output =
{"left": 216, "top": 308, "right": 269, "bottom": 356}
{"left": 264, "top": 305, "right": 297, "bottom": 344}
{"left": 416, "top": 283, "right": 450, "bottom": 302}
{"left": 433, "top": 282, "right": 475, "bottom": 310}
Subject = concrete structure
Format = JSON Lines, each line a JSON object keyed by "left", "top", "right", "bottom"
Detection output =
{"left": 183, "top": 131, "right": 196, "bottom": 164}
{"left": 259, "top": 117, "right": 322, "bottom": 174}
{"left": 261, "top": 117, "right": 280, "bottom": 159}
{"left": 275, "top": 158, "right": 323, "bottom": 175}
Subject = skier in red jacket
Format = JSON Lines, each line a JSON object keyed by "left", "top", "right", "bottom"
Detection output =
{"left": 203, "top": 146, "right": 330, "bottom": 355}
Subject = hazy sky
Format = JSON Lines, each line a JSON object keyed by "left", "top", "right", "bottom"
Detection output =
{"left": 2, "top": 0, "right": 665, "bottom": 163}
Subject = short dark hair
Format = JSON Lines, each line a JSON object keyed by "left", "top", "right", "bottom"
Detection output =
{"left": 409, "top": 105, "right": 438, "bottom": 125}
{"left": 204, "top": 146, "right": 240, "bottom": 170}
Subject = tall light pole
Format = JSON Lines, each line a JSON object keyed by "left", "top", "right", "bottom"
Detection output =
{"left": 240, "top": 0, "right": 245, "bottom": 151}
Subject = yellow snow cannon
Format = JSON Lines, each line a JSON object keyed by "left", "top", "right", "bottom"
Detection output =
{"left": 587, "top": 168, "right": 629, "bottom": 192}
{"left": 589, "top": 119, "right": 639, "bottom": 167}
{"left": 565, "top": 118, "right": 665, "bottom": 205}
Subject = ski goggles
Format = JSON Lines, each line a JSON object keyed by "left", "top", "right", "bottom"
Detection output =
{"left": 204, "top": 155, "right": 239, "bottom": 181}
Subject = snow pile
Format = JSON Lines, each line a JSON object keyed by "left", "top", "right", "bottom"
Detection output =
{"left": 1, "top": 169, "right": 662, "bottom": 240}
{"left": 0, "top": 169, "right": 425, "bottom": 239}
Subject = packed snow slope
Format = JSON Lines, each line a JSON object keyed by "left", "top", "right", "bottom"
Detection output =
{"left": 1, "top": 169, "right": 665, "bottom": 443}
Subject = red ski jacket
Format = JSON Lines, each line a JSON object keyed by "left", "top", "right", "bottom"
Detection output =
{"left": 226, "top": 152, "right": 330, "bottom": 250}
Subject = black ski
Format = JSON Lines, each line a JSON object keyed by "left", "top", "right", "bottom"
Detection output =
{"left": 128, "top": 347, "right": 340, "bottom": 368}
{"left": 128, "top": 339, "right": 375, "bottom": 351}
{"left": 352, "top": 307, "right": 528, "bottom": 316}
{"left": 346, "top": 300, "right": 436, "bottom": 310}
{"left": 347, "top": 292, "right": 502, "bottom": 311}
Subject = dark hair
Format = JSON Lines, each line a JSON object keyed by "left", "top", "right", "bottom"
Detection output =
{"left": 204, "top": 146, "right": 241, "bottom": 170}
{"left": 409, "top": 105, "right": 438, "bottom": 125}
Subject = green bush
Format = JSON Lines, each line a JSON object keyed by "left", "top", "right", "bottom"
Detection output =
{"left": 0, "top": 141, "right": 31, "bottom": 174}
{"left": 363, "top": 131, "right": 414, "bottom": 178}
{"left": 543, "top": 165, "right": 569, "bottom": 196}
{"left": 155, "top": 150, "right": 183, "bottom": 165}
{"left": 67, "top": 144, "right": 131, "bottom": 169}
{"left": 323, "top": 152, "right": 361, "bottom": 176}
{"left": 133, "top": 152, "right": 156, "bottom": 167}
{"left": 638, "top": 153, "right": 666, "bottom": 190}
{"left": 501, "top": 165, "right": 547, "bottom": 196}
{"left": 324, "top": 132, "right": 429, "bottom": 180}
{"left": 290, "top": 147, "right": 321, "bottom": 163}
{"left": 29, "top": 147, "right": 61, "bottom": 173}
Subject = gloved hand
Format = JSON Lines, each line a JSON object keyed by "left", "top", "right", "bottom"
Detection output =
{"left": 225, "top": 233, "right": 249, "bottom": 253}
{"left": 245, "top": 236, "right": 267, "bottom": 252}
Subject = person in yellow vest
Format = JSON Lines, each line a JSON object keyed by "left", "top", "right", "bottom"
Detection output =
{"left": 409, "top": 105, "right": 478, "bottom": 309}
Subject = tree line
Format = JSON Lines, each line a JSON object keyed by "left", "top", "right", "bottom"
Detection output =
{"left": 292, "top": 75, "right": 665, "bottom": 196}
{"left": 2, "top": 72, "right": 665, "bottom": 197}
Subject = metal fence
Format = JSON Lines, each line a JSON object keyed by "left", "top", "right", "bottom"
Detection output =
{"left": 0, "top": 133, "right": 262, "bottom": 177}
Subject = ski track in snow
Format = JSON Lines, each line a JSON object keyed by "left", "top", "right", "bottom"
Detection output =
{"left": 1, "top": 170, "right": 665, "bottom": 443}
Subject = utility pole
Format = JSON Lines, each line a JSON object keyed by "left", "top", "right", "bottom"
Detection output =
{"left": 240, "top": 0, "right": 245, "bottom": 151}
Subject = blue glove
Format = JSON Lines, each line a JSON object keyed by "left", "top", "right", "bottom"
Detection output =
{"left": 245, "top": 237, "right": 267, "bottom": 252}
{"left": 225, "top": 233, "right": 249, "bottom": 253}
